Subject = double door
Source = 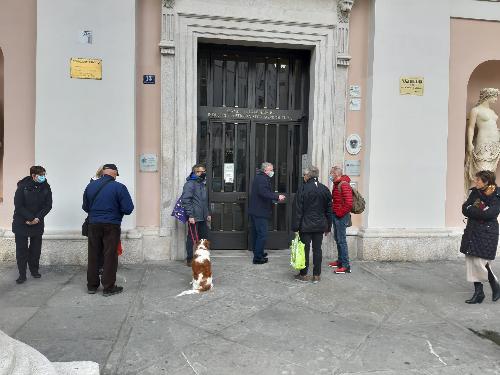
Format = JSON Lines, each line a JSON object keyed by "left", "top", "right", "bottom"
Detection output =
{"left": 206, "top": 120, "right": 304, "bottom": 249}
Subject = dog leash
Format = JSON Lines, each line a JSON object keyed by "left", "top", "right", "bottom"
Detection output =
{"left": 188, "top": 222, "right": 199, "bottom": 243}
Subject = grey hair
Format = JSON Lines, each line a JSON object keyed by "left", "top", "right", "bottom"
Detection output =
{"left": 304, "top": 166, "right": 320, "bottom": 179}
{"left": 332, "top": 165, "right": 343, "bottom": 174}
{"left": 260, "top": 162, "right": 273, "bottom": 172}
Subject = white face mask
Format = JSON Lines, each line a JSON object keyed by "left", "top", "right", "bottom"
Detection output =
{"left": 267, "top": 170, "right": 274, "bottom": 178}
{"left": 329, "top": 175, "right": 334, "bottom": 183}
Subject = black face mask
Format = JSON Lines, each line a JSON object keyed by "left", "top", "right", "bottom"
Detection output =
{"left": 199, "top": 173, "right": 206, "bottom": 179}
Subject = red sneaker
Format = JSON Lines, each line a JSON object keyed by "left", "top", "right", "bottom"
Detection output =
{"left": 328, "top": 261, "right": 341, "bottom": 268}
{"left": 334, "top": 266, "right": 351, "bottom": 274}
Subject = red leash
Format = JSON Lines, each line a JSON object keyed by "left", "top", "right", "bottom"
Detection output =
{"left": 188, "top": 222, "right": 199, "bottom": 243}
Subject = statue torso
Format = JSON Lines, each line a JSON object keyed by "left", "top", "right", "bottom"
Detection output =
{"left": 474, "top": 106, "right": 499, "bottom": 146}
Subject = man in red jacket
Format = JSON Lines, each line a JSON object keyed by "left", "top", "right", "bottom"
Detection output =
{"left": 328, "top": 166, "right": 353, "bottom": 273}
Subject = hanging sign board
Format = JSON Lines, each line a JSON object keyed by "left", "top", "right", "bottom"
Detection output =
{"left": 224, "top": 163, "right": 234, "bottom": 183}
{"left": 70, "top": 58, "right": 102, "bottom": 80}
{"left": 399, "top": 76, "right": 424, "bottom": 96}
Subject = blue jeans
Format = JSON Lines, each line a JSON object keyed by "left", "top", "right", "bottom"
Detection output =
{"left": 332, "top": 213, "right": 350, "bottom": 268}
{"left": 250, "top": 215, "right": 268, "bottom": 261}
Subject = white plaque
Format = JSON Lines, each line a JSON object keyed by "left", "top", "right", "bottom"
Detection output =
{"left": 344, "top": 160, "right": 361, "bottom": 176}
{"left": 345, "top": 134, "right": 362, "bottom": 155}
{"left": 349, "top": 98, "right": 361, "bottom": 111}
{"left": 139, "top": 153, "right": 158, "bottom": 172}
{"left": 301, "top": 154, "right": 310, "bottom": 169}
{"left": 224, "top": 163, "right": 234, "bottom": 183}
{"left": 349, "top": 85, "right": 361, "bottom": 98}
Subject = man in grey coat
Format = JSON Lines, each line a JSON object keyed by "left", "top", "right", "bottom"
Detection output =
{"left": 181, "top": 164, "right": 211, "bottom": 266}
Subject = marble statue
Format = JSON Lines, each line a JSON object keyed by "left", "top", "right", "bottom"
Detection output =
{"left": 465, "top": 87, "right": 500, "bottom": 193}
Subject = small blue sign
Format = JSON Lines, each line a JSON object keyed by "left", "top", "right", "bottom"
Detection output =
{"left": 143, "top": 75, "right": 155, "bottom": 84}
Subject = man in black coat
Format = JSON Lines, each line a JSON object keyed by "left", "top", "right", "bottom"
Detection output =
{"left": 292, "top": 166, "right": 332, "bottom": 283}
{"left": 12, "top": 166, "right": 52, "bottom": 284}
{"left": 248, "top": 162, "right": 285, "bottom": 264}
{"left": 181, "top": 164, "right": 211, "bottom": 267}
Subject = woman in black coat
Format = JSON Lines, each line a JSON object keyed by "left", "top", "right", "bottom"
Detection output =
{"left": 292, "top": 166, "right": 332, "bottom": 283}
{"left": 460, "top": 170, "right": 500, "bottom": 304}
{"left": 12, "top": 166, "right": 52, "bottom": 284}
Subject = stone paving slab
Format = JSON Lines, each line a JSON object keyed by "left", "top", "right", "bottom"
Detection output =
{"left": 0, "top": 255, "right": 499, "bottom": 375}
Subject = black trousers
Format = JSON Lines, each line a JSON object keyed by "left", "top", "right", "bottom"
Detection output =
{"left": 15, "top": 235, "right": 43, "bottom": 277}
{"left": 87, "top": 223, "right": 120, "bottom": 291}
{"left": 299, "top": 232, "right": 324, "bottom": 276}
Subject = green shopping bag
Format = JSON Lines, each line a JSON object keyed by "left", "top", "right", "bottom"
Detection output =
{"left": 290, "top": 232, "right": 306, "bottom": 270}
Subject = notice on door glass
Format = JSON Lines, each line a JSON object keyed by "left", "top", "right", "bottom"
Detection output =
{"left": 224, "top": 163, "right": 234, "bottom": 183}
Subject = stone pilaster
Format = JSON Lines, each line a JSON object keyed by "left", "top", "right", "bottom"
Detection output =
{"left": 159, "top": 4, "right": 185, "bottom": 260}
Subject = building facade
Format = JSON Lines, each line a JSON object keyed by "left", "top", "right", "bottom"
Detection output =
{"left": 1, "top": 0, "right": 500, "bottom": 264}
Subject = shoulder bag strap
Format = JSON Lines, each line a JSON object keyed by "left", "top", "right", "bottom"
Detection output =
{"left": 88, "top": 179, "right": 114, "bottom": 210}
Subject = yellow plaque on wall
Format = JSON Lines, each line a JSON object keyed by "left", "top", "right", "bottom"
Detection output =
{"left": 399, "top": 76, "right": 424, "bottom": 96}
{"left": 70, "top": 58, "right": 102, "bottom": 80}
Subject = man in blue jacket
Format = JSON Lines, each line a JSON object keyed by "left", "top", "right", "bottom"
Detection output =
{"left": 248, "top": 162, "right": 285, "bottom": 264}
{"left": 83, "top": 164, "right": 134, "bottom": 296}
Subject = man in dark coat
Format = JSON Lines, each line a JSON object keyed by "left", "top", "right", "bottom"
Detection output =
{"left": 181, "top": 164, "right": 211, "bottom": 266}
{"left": 292, "top": 166, "right": 331, "bottom": 282}
{"left": 248, "top": 162, "right": 285, "bottom": 264}
{"left": 12, "top": 165, "right": 52, "bottom": 284}
{"left": 83, "top": 164, "right": 134, "bottom": 296}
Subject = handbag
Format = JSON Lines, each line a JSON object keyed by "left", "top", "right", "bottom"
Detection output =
{"left": 82, "top": 179, "right": 114, "bottom": 236}
{"left": 290, "top": 232, "right": 306, "bottom": 270}
{"left": 171, "top": 183, "right": 197, "bottom": 223}
{"left": 171, "top": 196, "right": 189, "bottom": 223}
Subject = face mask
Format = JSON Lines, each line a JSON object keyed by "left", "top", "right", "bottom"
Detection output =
{"left": 329, "top": 176, "right": 334, "bottom": 183}
{"left": 199, "top": 173, "right": 206, "bottom": 179}
{"left": 36, "top": 175, "right": 46, "bottom": 183}
{"left": 267, "top": 171, "right": 274, "bottom": 178}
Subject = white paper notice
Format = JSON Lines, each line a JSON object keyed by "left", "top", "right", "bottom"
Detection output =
{"left": 224, "top": 163, "right": 234, "bottom": 183}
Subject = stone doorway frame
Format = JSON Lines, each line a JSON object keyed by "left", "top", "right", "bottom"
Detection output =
{"left": 159, "top": 8, "right": 350, "bottom": 259}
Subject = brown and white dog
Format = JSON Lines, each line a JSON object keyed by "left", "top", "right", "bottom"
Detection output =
{"left": 177, "top": 239, "right": 213, "bottom": 296}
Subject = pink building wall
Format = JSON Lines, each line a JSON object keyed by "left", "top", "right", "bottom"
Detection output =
{"left": 0, "top": 49, "right": 4, "bottom": 201}
{"left": 447, "top": 18, "right": 500, "bottom": 227}
{"left": 345, "top": 0, "right": 370, "bottom": 227}
{"left": 0, "top": 0, "right": 37, "bottom": 228}
{"left": 136, "top": 0, "right": 162, "bottom": 228}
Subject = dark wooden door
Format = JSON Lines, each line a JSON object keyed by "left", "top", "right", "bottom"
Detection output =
{"left": 198, "top": 44, "right": 310, "bottom": 249}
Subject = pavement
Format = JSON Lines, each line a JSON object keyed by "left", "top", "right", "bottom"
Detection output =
{"left": 0, "top": 251, "right": 500, "bottom": 375}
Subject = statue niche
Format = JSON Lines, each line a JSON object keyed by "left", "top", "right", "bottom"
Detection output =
{"left": 464, "top": 88, "right": 500, "bottom": 194}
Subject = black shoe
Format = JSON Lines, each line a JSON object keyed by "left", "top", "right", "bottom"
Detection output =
{"left": 103, "top": 286, "right": 123, "bottom": 297}
{"left": 263, "top": 252, "right": 268, "bottom": 258}
{"left": 490, "top": 279, "right": 500, "bottom": 302}
{"left": 465, "top": 283, "right": 485, "bottom": 304}
{"left": 87, "top": 288, "right": 98, "bottom": 294}
{"left": 16, "top": 276, "right": 27, "bottom": 284}
{"left": 253, "top": 258, "right": 268, "bottom": 265}
{"left": 31, "top": 272, "right": 41, "bottom": 278}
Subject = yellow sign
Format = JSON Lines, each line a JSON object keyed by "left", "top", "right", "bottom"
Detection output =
{"left": 399, "top": 76, "right": 424, "bottom": 96}
{"left": 70, "top": 58, "right": 102, "bottom": 80}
